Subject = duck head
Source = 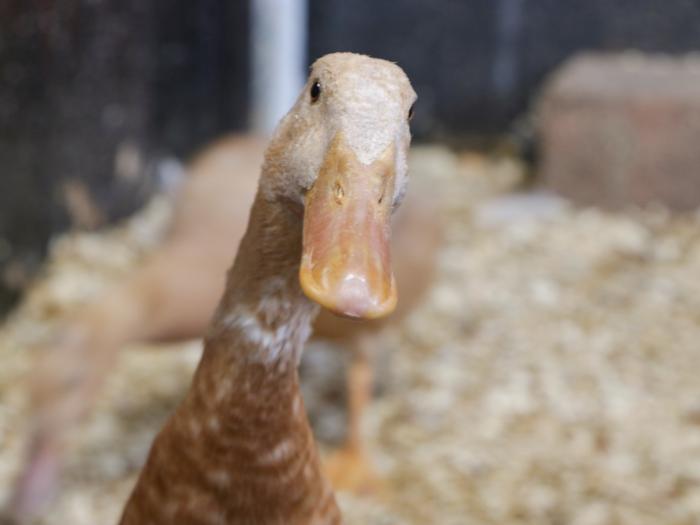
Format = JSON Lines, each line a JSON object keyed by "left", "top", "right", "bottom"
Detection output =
{"left": 262, "top": 53, "right": 416, "bottom": 320}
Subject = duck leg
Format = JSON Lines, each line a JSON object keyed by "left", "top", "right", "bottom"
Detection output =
{"left": 324, "top": 333, "right": 386, "bottom": 496}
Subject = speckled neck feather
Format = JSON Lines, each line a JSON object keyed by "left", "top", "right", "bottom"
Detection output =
{"left": 119, "top": 192, "right": 341, "bottom": 524}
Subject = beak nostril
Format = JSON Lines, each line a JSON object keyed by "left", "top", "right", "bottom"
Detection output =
{"left": 333, "top": 182, "right": 344, "bottom": 204}
{"left": 378, "top": 183, "right": 387, "bottom": 205}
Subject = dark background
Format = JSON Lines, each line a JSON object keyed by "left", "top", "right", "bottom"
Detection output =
{"left": 1, "top": 0, "right": 700, "bottom": 311}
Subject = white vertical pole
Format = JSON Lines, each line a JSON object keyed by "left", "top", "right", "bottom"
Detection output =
{"left": 251, "top": 0, "right": 308, "bottom": 135}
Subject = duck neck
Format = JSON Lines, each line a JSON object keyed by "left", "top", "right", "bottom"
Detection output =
{"left": 202, "top": 190, "right": 317, "bottom": 391}
{"left": 121, "top": 191, "right": 340, "bottom": 524}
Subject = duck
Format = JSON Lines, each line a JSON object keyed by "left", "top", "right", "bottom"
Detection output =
{"left": 117, "top": 53, "right": 416, "bottom": 524}
{"left": 10, "top": 57, "right": 432, "bottom": 521}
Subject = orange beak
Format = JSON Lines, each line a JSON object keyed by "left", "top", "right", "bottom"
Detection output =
{"left": 300, "top": 134, "right": 397, "bottom": 319}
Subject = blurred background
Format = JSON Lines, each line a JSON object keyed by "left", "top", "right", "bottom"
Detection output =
{"left": 3, "top": 0, "right": 700, "bottom": 306}
{"left": 2, "top": 1, "right": 700, "bottom": 524}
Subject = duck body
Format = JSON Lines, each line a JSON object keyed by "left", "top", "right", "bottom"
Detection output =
{"left": 119, "top": 53, "right": 416, "bottom": 524}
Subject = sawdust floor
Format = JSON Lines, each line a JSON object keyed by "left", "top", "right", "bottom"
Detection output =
{"left": 2, "top": 147, "right": 700, "bottom": 524}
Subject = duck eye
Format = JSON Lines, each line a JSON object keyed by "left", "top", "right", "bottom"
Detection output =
{"left": 408, "top": 103, "right": 415, "bottom": 121}
{"left": 310, "top": 81, "right": 321, "bottom": 103}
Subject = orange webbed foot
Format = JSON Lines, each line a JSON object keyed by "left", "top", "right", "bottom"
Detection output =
{"left": 324, "top": 445, "right": 387, "bottom": 498}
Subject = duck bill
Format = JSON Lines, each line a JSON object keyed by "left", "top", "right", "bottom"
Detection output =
{"left": 300, "top": 135, "right": 397, "bottom": 319}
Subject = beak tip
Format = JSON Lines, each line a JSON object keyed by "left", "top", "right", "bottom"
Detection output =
{"left": 300, "top": 270, "right": 397, "bottom": 320}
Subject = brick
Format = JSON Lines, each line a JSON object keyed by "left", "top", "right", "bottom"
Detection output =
{"left": 537, "top": 53, "right": 700, "bottom": 211}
